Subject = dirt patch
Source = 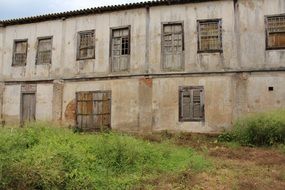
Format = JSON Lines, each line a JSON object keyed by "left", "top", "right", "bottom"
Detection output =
{"left": 133, "top": 133, "right": 285, "bottom": 190}
{"left": 237, "top": 175, "right": 285, "bottom": 190}
{"left": 209, "top": 147, "right": 285, "bottom": 165}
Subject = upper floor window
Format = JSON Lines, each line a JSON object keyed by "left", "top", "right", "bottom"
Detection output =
{"left": 162, "top": 22, "right": 184, "bottom": 71}
{"left": 265, "top": 15, "right": 285, "bottom": 50}
{"left": 12, "top": 40, "right": 28, "bottom": 66}
{"left": 179, "top": 86, "right": 205, "bottom": 122}
{"left": 111, "top": 26, "right": 130, "bottom": 72}
{"left": 197, "top": 19, "right": 222, "bottom": 53}
{"left": 36, "top": 37, "right": 52, "bottom": 65}
{"left": 77, "top": 30, "right": 95, "bottom": 60}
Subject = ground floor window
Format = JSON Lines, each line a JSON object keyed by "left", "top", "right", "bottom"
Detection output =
{"left": 179, "top": 86, "right": 204, "bottom": 122}
{"left": 76, "top": 91, "right": 111, "bottom": 131}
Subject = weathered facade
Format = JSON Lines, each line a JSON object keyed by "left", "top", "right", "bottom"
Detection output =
{"left": 0, "top": 0, "right": 285, "bottom": 133}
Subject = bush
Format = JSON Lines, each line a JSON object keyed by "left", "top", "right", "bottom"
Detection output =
{"left": 218, "top": 110, "right": 285, "bottom": 146}
{"left": 0, "top": 122, "right": 210, "bottom": 189}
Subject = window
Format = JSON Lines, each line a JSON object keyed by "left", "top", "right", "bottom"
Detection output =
{"left": 36, "top": 37, "right": 52, "bottom": 64}
{"left": 179, "top": 86, "right": 204, "bottom": 122}
{"left": 162, "top": 23, "right": 184, "bottom": 71}
{"left": 197, "top": 19, "right": 222, "bottom": 52}
{"left": 76, "top": 91, "right": 111, "bottom": 131}
{"left": 265, "top": 15, "right": 285, "bottom": 49}
{"left": 77, "top": 30, "right": 95, "bottom": 60}
{"left": 12, "top": 40, "right": 28, "bottom": 66}
{"left": 111, "top": 27, "right": 130, "bottom": 72}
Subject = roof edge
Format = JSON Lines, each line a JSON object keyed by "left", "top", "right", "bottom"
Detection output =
{"left": 0, "top": 0, "right": 226, "bottom": 26}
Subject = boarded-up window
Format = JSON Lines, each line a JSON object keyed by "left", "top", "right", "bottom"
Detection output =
{"left": 179, "top": 86, "right": 204, "bottom": 122}
{"left": 76, "top": 91, "right": 111, "bottom": 131}
{"left": 36, "top": 37, "right": 52, "bottom": 64}
{"left": 111, "top": 27, "right": 130, "bottom": 72}
{"left": 197, "top": 19, "right": 222, "bottom": 52}
{"left": 13, "top": 40, "right": 28, "bottom": 66}
{"left": 265, "top": 15, "right": 285, "bottom": 49}
{"left": 162, "top": 23, "right": 184, "bottom": 71}
{"left": 77, "top": 30, "right": 95, "bottom": 60}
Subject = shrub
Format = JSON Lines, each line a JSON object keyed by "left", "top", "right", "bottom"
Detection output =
{"left": 218, "top": 110, "right": 285, "bottom": 146}
{"left": 0, "top": 123, "right": 210, "bottom": 189}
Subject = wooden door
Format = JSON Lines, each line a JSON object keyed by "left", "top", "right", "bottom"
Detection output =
{"left": 21, "top": 93, "right": 36, "bottom": 124}
{"left": 76, "top": 91, "right": 111, "bottom": 131}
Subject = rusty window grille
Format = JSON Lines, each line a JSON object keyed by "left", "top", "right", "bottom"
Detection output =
{"left": 77, "top": 30, "right": 95, "bottom": 60}
{"left": 162, "top": 23, "right": 184, "bottom": 71}
{"left": 197, "top": 19, "right": 222, "bottom": 53}
{"left": 179, "top": 86, "right": 204, "bottom": 122}
{"left": 36, "top": 37, "right": 52, "bottom": 64}
{"left": 12, "top": 40, "right": 28, "bottom": 66}
{"left": 111, "top": 27, "right": 130, "bottom": 72}
{"left": 76, "top": 91, "right": 111, "bottom": 131}
{"left": 265, "top": 15, "right": 285, "bottom": 49}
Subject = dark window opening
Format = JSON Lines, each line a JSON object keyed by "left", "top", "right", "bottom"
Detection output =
{"left": 268, "top": 86, "right": 274, "bottom": 91}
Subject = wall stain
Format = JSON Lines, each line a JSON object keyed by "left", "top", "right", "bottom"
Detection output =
{"left": 140, "top": 78, "right": 152, "bottom": 88}
{"left": 65, "top": 99, "right": 76, "bottom": 121}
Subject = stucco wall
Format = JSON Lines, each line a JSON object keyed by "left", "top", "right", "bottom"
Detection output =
{"left": 149, "top": 0, "right": 238, "bottom": 73}
{"left": 36, "top": 84, "right": 53, "bottom": 121}
{"left": 3, "top": 84, "right": 21, "bottom": 124}
{"left": 1, "top": 0, "right": 285, "bottom": 81}
{"left": 237, "top": 0, "right": 285, "bottom": 69}
{"left": 1, "top": 20, "right": 63, "bottom": 80}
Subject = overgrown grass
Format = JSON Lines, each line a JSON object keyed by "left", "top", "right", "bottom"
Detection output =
{"left": 0, "top": 122, "right": 210, "bottom": 190}
{"left": 218, "top": 110, "right": 285, "bottom": 146}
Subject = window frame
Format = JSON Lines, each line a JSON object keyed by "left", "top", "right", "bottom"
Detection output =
{"left": 109, "top": 25, "right": 131, "bottom": 73}
{"left": 265, "top": 14, "right": 285, "bottom": 50}
{"left": 161, "top": 21, "right": 185, "bottom": 72}
{"left": 12, "top": 39, "right": 28, "bottom": 67}
{"left": 179, "top": 86, "right": 205, "bottom": 122}
{"left": 197, "top": 19, "right": 223, "bottom": 53}
{"left": 76, "top": 29, "right": 96, "bottom": 60}
{"left": 36, "top": 36, "right": 53, "bottom": 65}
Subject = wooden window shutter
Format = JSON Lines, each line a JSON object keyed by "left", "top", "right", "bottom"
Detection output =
{"left": 162, "top": 22, "right": 184, "bottom": 71}
{"left": 180, "top": 88, "right": 191, "bottom": 120}
{"left": 179, "top": 86, "right": 204, "bottom": 122}
{"left": 191, "top": 88, "right": 204, "bottom": 120}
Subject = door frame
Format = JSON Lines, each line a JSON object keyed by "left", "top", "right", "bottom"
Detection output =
{"left": 20, "top": 92, "right": 36, "bottom": 126}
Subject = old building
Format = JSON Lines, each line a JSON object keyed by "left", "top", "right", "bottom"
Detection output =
{"left": 0, "top": 0, "right": 284, "bottom": 133}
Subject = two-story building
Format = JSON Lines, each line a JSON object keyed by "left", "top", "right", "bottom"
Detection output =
{"left": 0, "top": 0, "right": 285, "bottom": 133}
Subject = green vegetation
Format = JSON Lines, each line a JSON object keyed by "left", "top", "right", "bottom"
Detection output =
{"left": 218, "top": 110, "right": 285, "bottom": 146}
{"left": 0, "top": 122, "right": 210, "bottom": 190}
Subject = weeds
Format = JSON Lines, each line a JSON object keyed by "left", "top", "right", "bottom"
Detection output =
{"left": 0, "top": 122, "right": 210, "bottom": 189}
{"left": 218, "top": 110, "right": 285, "bottom": 146}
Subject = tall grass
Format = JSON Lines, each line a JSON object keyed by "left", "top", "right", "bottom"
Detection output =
{"left": 0, "top": 122, "right": 210, "bottom": 189}
{"left": 219, "top": 110, "right": 285, "bottom": 146}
